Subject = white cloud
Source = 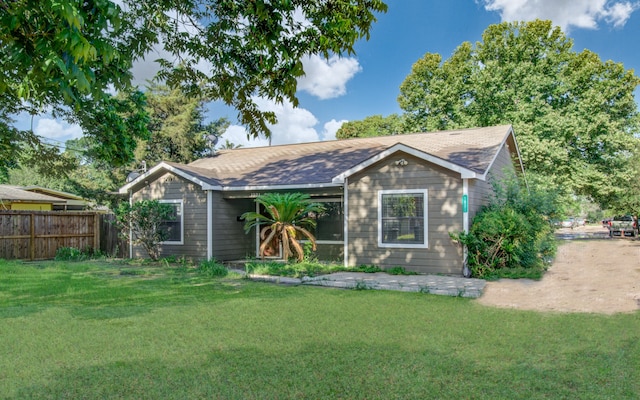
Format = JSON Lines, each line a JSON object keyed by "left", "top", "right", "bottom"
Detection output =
{"left": 221, "top": 124, "right": 270, "bottom": 148}
{"left": 220, "top": 99, "right": 343, "bottom": 148}
{"left": 480, "top": 0, "right": 638, "bottom": 31}
{"left": 321, "top": 119, "right": 347, "bottom": 141}
{"left": 297, "top": 55, "right": 362, "bottom": 99}
{"left": 34, "top": 118, "right": 83, "bottom": 143}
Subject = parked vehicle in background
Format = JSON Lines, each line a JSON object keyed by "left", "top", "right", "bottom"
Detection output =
{"left": 608, "top": 215, "right": 637, "bottom": 237}
{"left": 560, "top": 218, "right": 577, "bottom": 229}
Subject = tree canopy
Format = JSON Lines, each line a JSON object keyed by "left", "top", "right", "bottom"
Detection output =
{"left": 336, "top": 114, "right": 404, "bottom": 139}
{"left": 0, "top": 0, "right": 388, "bottom": 180}
{"left": 348, "top": 20, "right": 640, "bottom": 208}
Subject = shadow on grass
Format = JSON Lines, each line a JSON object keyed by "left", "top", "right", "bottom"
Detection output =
{"left": 0, "top": 260, "right": 298, "bottom": 320}
{"left": 8, "top": 339, "right": 638, "bottom": 400}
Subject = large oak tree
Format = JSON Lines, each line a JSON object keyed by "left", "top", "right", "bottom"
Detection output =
{"left": 348, "top": 20, "right": 640, "bottom": 208}
{"left": 0, "top": 0, "right": 387, "bottom": 179}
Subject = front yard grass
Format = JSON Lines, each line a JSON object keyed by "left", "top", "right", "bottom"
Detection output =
{"left": 1, "top": 259, "right": 639, "bottom": 399}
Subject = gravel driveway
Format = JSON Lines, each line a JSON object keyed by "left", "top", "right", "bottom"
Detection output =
{"left": 475, "top": 225, "right": 640, "bottom": 314}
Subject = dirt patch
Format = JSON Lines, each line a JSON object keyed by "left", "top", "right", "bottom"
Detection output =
{"left": 476, "top": 226, "right": 640, "bottom": 314}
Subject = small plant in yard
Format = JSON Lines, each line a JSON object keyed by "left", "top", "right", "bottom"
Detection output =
{"left": 198, "top": 259, "right": 229, "bottom": 277}
{"left": 114, "top": 199, "right": 174, "bottom": 261}
{"left": 55, "top": 246, "right": 103, "bottom": 261}
{"left": 351, "top": 264, "right": 383, "bottom": 273}
{"left": 385, "top": 266, "right": 419, "bottom": 275}
{"left": 241, "top": 192, "right": 325, "bottom": 262}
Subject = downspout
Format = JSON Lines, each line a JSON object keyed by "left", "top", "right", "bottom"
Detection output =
{"left": 207, "top": 190, "right": 213, "bottom": 260}
{"left": 462, "top": 179, "right": 470, "bottom": 277}
{"left": 343, "top": 179, "right": 349, "bottom": 268}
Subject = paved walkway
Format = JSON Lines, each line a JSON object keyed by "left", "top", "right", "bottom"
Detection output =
{"left": 238, "top": 270, "right": 486, "bottom": 298}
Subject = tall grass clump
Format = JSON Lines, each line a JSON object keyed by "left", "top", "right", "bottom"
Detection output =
{"left": 198, "top": 259, "right": 228, "bottom": 277}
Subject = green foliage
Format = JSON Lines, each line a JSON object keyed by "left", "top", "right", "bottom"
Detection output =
{"left": 114, "top": 200, "right": 174, "bottom": 261}
{"left": 385, "top": 266, "right": 419, "bottom": 275}
{"left": 245, "top": 260, "right": 342, "bottom": 278}
{"left": 198, "top": 259, "right": 229, "bottom": 278}
{"left": 378, "top": 19, "right": 640, "bottom": 208}
{"left": 136, "top": 84, "right": 221, "bottom": 164}
{"left": 1, "top": 0, "right": 387, "bottom": 180}
{"left": 351, "top": 264, "right": 383, "bottom": 273}
{"left": 242, "top": 193, "right": 325, "bottom": 262}
{"left": 451, "top": 174, "right": 558, "bottom": 278}
{"left": 54, "top": 246, "right": 104, "bottom": 261}
{"left": 336, "top": 114, "right": 405, "bottom": 139}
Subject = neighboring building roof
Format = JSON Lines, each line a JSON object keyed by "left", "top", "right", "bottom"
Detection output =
{"left": 120, "top": 125, "right": 523, "bottom": 193}
{"left": 20, "top": 186, "right": 85, "bottom": 201}
{"left": 0, "top": 185, "right": 66, "bottom": 203}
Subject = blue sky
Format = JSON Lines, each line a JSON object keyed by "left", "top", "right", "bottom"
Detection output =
{"left": 19, "top": 0, "right": 640, "bottom": 150}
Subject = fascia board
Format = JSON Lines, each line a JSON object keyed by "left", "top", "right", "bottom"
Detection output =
{"left": 118, "top": 162, "right": 221, "bottom": 193}
{"left": 220, "top": 182, "right": 344, "bottom": 192}
{"left": 479, "top": 125, "right": 525, "bottom": 181}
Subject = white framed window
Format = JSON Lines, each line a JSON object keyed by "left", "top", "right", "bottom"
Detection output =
{"left": 378, "top": 189, "right": 428, "bottom": 248}
{"left": 160, "top": 199, "right": 183, "bottom": 245}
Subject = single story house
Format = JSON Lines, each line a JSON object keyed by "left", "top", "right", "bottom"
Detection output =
{"left": 119, "top": 125, "right": 524, "bottom": 275}
{"left": 0, "top": 185, "right": 90, "bottom": 211}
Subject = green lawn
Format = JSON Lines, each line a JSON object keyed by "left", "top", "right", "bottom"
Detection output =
{"left": 1, "top": 259, "right": 639, "bottom": 399}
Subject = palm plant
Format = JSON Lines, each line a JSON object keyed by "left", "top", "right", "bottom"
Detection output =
{"left": 242, "top": 193, "right": 325, "bottom": 262}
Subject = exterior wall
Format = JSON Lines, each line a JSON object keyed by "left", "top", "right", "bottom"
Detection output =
{"left": 131, "top": 173, "right": 208, "bottom": 260}
{"left": 468, "top": 143, "right": 518, "bottom": 220}
{"left": 9, "top": 202, "right": 53, "bottom": 211}
{"left": 347, "top": 152, "right": 464, "bottom": 275}
{"left": 211, "top": 194, "right": 254, "bottom": 261}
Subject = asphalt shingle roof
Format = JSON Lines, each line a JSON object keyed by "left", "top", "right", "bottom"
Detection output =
{"left": 180, "top": 125, "right": 514, "bottom": 187}
{"left": 0, "top": 185, "right": 66, "bottom": 203}
{"left": 120, "top": 125, "right": 517, "bottom": 193}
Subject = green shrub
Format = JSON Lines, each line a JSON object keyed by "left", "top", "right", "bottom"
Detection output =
{"left": 351, "top": 264, "right": 383, "bottom": 273}
{"left": 385, "top": 266, "right": 419, "bottom": 275}
{"left": 451, "top": 174, "right": 558, "bottom": 279}
{"left": 198, "top": 259, "right": 229, "bottom": 277}
{"left": 54, "top": 247, "right": 101, "bottom": 261}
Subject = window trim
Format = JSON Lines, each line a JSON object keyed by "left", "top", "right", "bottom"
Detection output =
{"left": 378, "top": 189, "right": 428, "bottom": 249}
{"left": 159, "top": 199, "right": 184, "bottom": 245}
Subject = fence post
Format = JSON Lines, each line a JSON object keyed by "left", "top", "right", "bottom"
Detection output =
{"left": 93, "top": 213, "right": 100, "bottom": 252}
{"left": 30, "top": 212, "right": 35, "bottom": 260}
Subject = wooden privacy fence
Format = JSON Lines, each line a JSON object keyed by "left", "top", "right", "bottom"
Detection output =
{"left": 0, "top": 211, "right": 102, "bottom": 260}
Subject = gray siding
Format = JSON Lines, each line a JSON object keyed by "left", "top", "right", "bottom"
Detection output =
{"left": 347, "top": 152, "right": 464, "bottom": 275}
{"left": 131, "top": 173, "right": 207, "bottom": 260}
{"left": 211, "top": 195, "right": 254, "bottom": 261}
{"left": 468, "top": 142, "right": 518, "bottom": 220}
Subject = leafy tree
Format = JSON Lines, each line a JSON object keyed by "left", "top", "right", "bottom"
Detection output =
{"left": 1, "top": 0, "right": 387, "bottom": 175}
{"left": 114, "top": 200, "right": 174, "bottom": 260}
{"left": 336, "top": 114, "right": 405, "bottom": 139}
{"left": 136, "top": 84, "right": 209, "bottom": 164}
{"left": 343, "top": 20, "right": 639, "bottom": 208}
{"left": 241, "top": 193, "right": 325, "bottom": 262}
{"left": 402, "top": 20, "right": 640, "bottom": 208}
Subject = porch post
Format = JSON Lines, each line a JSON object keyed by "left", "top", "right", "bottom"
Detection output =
{"left": 128, "top": 190, "right": 133, "bottom": 259}
{"left": 462, "top": 178, "right": 470, "bottom": 276}
{"left": 207, "top": 190, "right": 213, "bottom": 260}
{"left": 343, "top": 179, "right": 349, "bottom": 268}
